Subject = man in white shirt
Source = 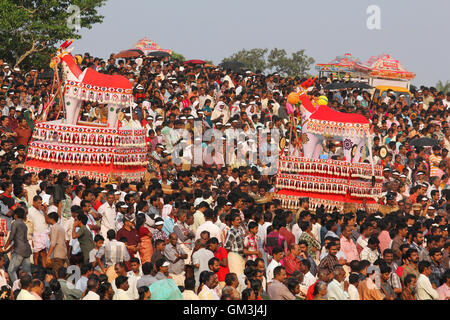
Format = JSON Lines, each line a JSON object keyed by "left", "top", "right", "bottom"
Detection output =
{"left": 300, "top": 259, "right": 316, "bottom": 288}
{"left": 360, "top": 236, "right": 381, "bottom": 265}
{"left": 192, "top": 202, "right": 209, "bottom": 234}
{"left": 82, "top": 278, "right": 100, "bottom": 300}
{"left": 98, "top": 192, "right": 116, "bottom": 238}
{"left": 112, "top": 263, "right": 138, "bottom": 300}
{"left": 347, "top": 274, "right": 360, "bottom": 300}
{"left": 266, "top": 247, "right": 284, "bottom": 284}
{"left": 416, "top": 261, "right": 440, "bottom": 300}
{"left": 28, "top": 195, "right": 50, "bottom": 267}
{"left": 16, "top": 274, "right": 36, "bottom": 300}
{"left": 195, "top": 209, "right": 221, "bottom": 242}
{"left": 327, "top": 266, "right": 350, "bottom": 300}
{"left": 113, "top": 275, "right": 133, "bottom": 300}
{"left": 198, "top": 272, "right": 220, "bottom": 300}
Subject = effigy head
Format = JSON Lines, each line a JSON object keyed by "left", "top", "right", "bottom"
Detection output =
{"left": 288, "top": 92, "right": 300, "bottom": 105}
{"left": 317, "top": 95, "right": 328, "bottom": 106}
{"left": 50, "top": 56, "right": 60, "bottom": 69}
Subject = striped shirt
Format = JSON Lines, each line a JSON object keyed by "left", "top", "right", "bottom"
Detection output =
{"left": 104, "top": 239, "right": 130, "bottom": 267}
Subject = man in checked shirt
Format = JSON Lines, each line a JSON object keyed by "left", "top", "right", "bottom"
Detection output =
{"left": 224, "top": 213, "right": 246, "bottom": 277}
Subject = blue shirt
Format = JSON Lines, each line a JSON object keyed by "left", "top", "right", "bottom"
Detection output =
{"left": 162, "top": 217, "right": 175, "bottom": 236}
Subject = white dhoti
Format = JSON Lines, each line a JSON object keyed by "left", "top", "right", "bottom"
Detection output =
{"left": 227, "top": 252, "right": 245, "bottom": 277}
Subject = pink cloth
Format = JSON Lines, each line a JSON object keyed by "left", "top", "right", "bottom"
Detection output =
{"left": 378, "top": 230, "right": 391, "bottom": 255}
{"left": 437, "top": 283, "right": 450, "bottom": 300}
{"left": 340, "top": 236, "right": 359, "bottom": 262}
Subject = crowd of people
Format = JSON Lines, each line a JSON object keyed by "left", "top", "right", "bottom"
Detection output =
{"left": 0, "top": 52, "right": 448, "bottom": 300}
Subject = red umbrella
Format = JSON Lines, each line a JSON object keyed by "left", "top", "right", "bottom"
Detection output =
{"left": 113, "top": 49, "right": 144, "bottom": 59}
{"left": 184, "top": 59, "right": 205, "bottom": 65}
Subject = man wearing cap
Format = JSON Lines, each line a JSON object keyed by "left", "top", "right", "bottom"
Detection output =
{"left": 116, "top": 214, "right": 141, "bottom": 263}
{"left": 379, "top": 192, "right": 400, "bottom": 216}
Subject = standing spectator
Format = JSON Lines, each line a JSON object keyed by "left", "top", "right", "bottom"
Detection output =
{"left": 360, "top": 236, "right": 380, "bottom": 265}
{"left": 192, "top": 239, "right": 214, "bottom": 287}
{"left": 437, "top": 270, "right": 450, "bottom": 300}
{"left": 281, "top": 244, "right": 301, "bottom": 277}
{"left": 82, "top": 277, "right": 100, "bottom": 300}
{"left": 28, "top": 195, "right": 49, "bottom": 268}
{"left": 267, "top": 266, "right": 295, "bottom": 300}
{"left": 164, "top": 232, "right": 187, "bottom": 286}
{"left": 98, "top": 191, "right": 116, "bottom": 239}
{"left": 182, "top": 277, "right": 200, "bottom": 300}
{"left": 429, "top": 248, "right": 445, "bottom": 288}
{"left": 198, "top": 271, "right": 220, "bottom": 300}
{"left": 113, "top": 275, "right": 132, "bottom": 300}
{"left": 416, "top": 261, "right": 439, "bottom": 300}
{"left": 318, "top": 241, "right": 339, "bottom": 274}
{"left": 207, "top": 237, "right": 229, "bottom": 288}
{"left": 401, "top": 274, "right": 418, "bottom": 300}
{"left": 224, "top": 213, "right": 246, "bottom": 276}
{"left": 116, "top": 214, "right": 141, "bottom": 264}
{"left": 243, "top": 221, "right": 261, "bottom": 261}
{"left": 2, "top": 208, "right": 32, "bottom": 283}
{"left": 327, "top": 266, "right": 349, "bottom": 300}
{"left": 46, "top": 211, "right": 68, "bottom": 275}
{"left": 16, "top": 274, "right": 36, "bottom": 300}
{"left": 340, "top": 223, "right": 359, "bottom": 262}
{"left": 71, "top": 213, "right": 94, "bottom": 264}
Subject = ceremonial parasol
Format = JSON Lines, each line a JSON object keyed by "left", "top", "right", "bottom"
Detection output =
{"left": 146, "top": 51, "right": 171, "bottom": 58}
{"left": 113, "top": 49, "right": 144, "bottom": 59}
{"left": 410, "top": 137, "right": 438, "bottom": 147}
{"left": 219, "top": 61, "right": 248, "bottom": 73}
{"left": 184, "top": 59, "right": 206, "bottom": 65}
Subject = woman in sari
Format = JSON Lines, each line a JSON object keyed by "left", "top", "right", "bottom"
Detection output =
{"left": 136, "top": 213, "right": 153, "bottom": 263}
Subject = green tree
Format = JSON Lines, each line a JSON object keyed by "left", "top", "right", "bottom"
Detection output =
{"left": 171, "top": 51, "right": 185, "bottom": 62}
{"left": 221, "top": 47, "right": 314, "bottom": 76}
{"left": 267, "top": 48, "right": 314, "bottom": 77}
{"left": 221, "top": 48, "right": 268, "bottom": 72}
{"left": 436, "top": 80, "right": 450, "bottom": 93}
{"left": 0, "top": 0, "right": 106, "bottom": 69}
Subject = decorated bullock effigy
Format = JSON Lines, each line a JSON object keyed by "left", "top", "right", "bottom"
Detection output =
{"left": 24, "top": 41, "right": 148, "bottom": 182}
{"left": 274, "top": 80, "right": 383, "bottom": 212}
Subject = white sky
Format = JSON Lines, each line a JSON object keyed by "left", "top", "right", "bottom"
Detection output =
{"left": 74, "top": 0, "right": 450, "bottom": 86}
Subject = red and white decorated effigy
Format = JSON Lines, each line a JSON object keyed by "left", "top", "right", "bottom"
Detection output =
{"left": 24, "top": 41, "right": 148, "bottom": 182}
{"left": 274, "top": 83, "right": 383, "bottom": 212}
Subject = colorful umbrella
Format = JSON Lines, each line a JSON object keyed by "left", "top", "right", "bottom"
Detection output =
{"left": 113, "top": 49, "right": 144, "bottom": 59}
{"left": 184, "top": 59, "right": 206, "bottom": 65}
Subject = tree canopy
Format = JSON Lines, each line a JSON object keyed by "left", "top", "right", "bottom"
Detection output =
{"left": 221, "top": 47, "right": 315, "bottom": 77}
{"left": 0, "top": 0, "right": 106, "bottom": 69}
{"left": 436, "top": 80, "right": 450, "bottom": 93}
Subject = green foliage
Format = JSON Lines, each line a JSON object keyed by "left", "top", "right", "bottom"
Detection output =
{"left": 171, "top": 51, "right": 185, "bottom": 62}
{"left": 222, "top": 48, "right": 268, "bottom": 73}
{"left": 0, "top": 0, "right": 106, "bottom": 68}
{"left": 436, "top": 80, "right": 450, "bottom": 93}
{"left": 221, "top": 47, "right": 315, "bottom": 77}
